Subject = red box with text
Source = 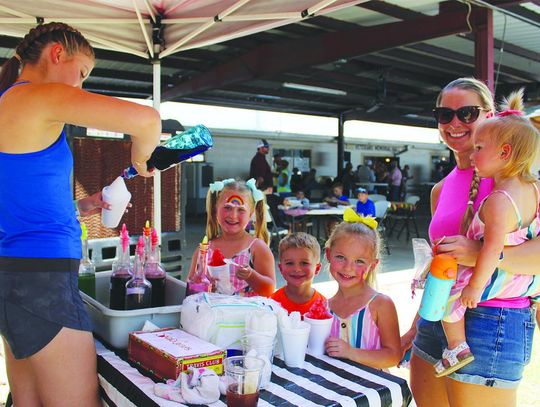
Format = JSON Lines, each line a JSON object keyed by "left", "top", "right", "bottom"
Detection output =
{"left": 128, "top": 328, "right": 225, "bottom": 381}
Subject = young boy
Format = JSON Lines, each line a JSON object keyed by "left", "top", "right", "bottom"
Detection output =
{"left": 355, "top": 187, "right": 376, "bottom": 217}
{"left": 271, "top": 233, "right": 326, "bottom": 315}
{"left": 324, "top": 182, "right": 350, "bottom": 206}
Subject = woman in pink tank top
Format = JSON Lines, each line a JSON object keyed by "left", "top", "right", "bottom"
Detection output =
{"left": 405, "top": 78, "right": 538, "bottom": 407}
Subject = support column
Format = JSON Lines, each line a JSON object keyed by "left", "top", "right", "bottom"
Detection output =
{"left": 473, "top": 6, "right": 494, "bottom": 92}
{"left": 337, "top": 114, "right": 345, "bottom": 179}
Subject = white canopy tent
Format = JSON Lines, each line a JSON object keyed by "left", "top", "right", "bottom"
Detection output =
{"left": 0, "top": 0, "right": 367, "bottom": 238}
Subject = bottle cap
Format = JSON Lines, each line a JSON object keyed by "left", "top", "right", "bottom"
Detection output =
{"left": 430, "top": 254, "right": 457, "bottom": 280}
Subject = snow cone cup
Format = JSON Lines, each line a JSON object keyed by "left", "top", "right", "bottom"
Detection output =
{"left": 207, "top": 264, "right": 233, "bottom": 294}
{"left": 279, "top": 321, "right": 310, "bottom": 368}
{"left": 303, "top": 316, "right": 333, "bottom": 356}
{"left": 101, "top": 177, "right": 131, "bottom": 228}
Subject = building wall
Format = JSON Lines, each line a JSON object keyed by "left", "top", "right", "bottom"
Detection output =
{"left": 203, "top": 131, "right": 448, "bottom": 185}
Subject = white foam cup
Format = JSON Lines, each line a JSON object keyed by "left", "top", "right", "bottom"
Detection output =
{"left": 279, "top": 321, "right": 310, "bottom": 368}
{"left": 101, "top": 177, "right": 132, "bottom": 228}
{"left": 207, "top": 264, "right": 233, "bottom": 294}
{"left": 303, "top": 316, "right": 333, "bottom": 356}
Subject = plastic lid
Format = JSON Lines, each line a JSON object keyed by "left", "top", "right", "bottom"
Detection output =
{"left": 430, "top": 254, "right": 457, "bottom": 280}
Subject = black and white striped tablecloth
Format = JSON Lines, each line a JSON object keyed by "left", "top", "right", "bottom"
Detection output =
{"left": 96, "top": 339, "right": 412, "bottom": 407}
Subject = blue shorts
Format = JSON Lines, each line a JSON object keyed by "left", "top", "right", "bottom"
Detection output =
{"left": 413, "top": 306, "right": 536, "bottom": 389}
{"left": 0, "top": 257, "right": 92, "bottom": 359}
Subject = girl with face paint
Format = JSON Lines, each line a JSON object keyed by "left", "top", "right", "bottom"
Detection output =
{"left": 323, "top": 211, "right": 401, "bottom": 369}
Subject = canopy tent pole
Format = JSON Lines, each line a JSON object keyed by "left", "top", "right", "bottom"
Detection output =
{"left": 152, "top": 60, "right": 161, "bottom": 244}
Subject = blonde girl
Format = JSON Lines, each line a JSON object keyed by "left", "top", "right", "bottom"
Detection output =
{"left": 324, "top": 209, "right": 401, "bottom": 369}
{"left": 188, "top": 178, "right": 276, "bottom": 296}
{"left": 434, "top": 89, "right": 540, "bottom": 377}
{"left": 0, "top": 22, "right": 160, "bottom": 406}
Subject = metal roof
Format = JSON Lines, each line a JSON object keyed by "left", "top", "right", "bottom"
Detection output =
{"left": 0, "top": 0, "right": 538, "bottom": 127}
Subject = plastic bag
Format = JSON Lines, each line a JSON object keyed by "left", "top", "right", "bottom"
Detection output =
{"left": 411, "top": 238, "right": 433, "bottom": 297}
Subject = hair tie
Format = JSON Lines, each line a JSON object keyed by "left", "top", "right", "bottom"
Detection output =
{"left": 496, "top": 109, "right": 524, "bottom": 117}
{"left": 343, "top": 207, "right": 378, "bottom": 230}
{"left": 13, "top": 53, "right": 22, "bottom": 63}
{"left": 245, "top": 178, "right": 264, "bottom": 203}
{"left": 208, "top": 178, "right": 235, "bottom": 193}
{"left": 467, "top": 200, "right": 474, "bottom": 206}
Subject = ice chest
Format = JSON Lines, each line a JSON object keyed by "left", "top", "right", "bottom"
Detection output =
{"left": 80, "top": 271, "right": 186, "bottom": 349}
{"left": 128, "top": 328, "right": 226, "bottom": 380}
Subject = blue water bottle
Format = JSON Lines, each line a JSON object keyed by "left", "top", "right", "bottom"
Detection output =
{"left": 418, "top": 254, "right": 457, "bottom": 321}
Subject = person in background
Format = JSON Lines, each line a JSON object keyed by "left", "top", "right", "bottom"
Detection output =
{"left": 400, "top": 164, "right": 413, "bottom": 200}
{"left": 341, "top": 162, "right": 355, "bottom": 198}
{"left": 432, "top": 163, "right": 446, "bottom": 183}
{"left": 295, "top": 190, "right": 310, "bottom": 208}
{"left": 290, "top": 167, "right": 303, "bottom": 193}
{"left": 249, "top": 139, "right": 272, "bottom": 189}
{"left": 324, "top": 211, "right": 401, "bottom": 369}
{"left": 0, "top": 22, "right": 161, "bottom": 406}
{"left": 272, "top": 153, "right": 282, "bottom": 190}
{"left": 277, "top": 159, "right": 292, "bottom": 198}
{"left": 188, "top": 179, "right": 276, "bottom": 297}
{"left": 355, "top": 187, "right": 376, "bottom": 218}
{"left": 324, "top": 182, "right": 350, "bottom": 207}
{"left": 303, "top": 168, "right": 320, "bottom": 198}
{"left": 388, "top": 161, "right": 402, "bottom": 202}
{"left": 271, "top": 233, "right": 325, "bottom": 315}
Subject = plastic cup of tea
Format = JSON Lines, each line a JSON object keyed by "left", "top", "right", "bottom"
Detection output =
{"left": 224, "top": 355, "right": 265, "bottom": 407}
{"left": 241, "top": 334, "right": 276, "bottom": 389}
{"left": 303, "top": 316, "right": 333, "bottom": 356}
{"left": 279, "top": 321, "right": 310, "bottom": 368}
{"left": 101, "top": 177, "right": 131, "bottom": 228}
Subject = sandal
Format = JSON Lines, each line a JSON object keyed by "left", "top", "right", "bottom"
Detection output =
{"left": 434, "top": 341, "right": 475, "bottom": 378}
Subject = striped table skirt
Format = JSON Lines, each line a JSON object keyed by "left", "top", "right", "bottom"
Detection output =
{"left": 96, "top": 339, "right": 412, "bottom": 407}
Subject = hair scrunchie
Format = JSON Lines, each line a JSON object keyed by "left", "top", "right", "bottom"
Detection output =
{"left": 496, "top": 109, "right": 524, "bottom": 117}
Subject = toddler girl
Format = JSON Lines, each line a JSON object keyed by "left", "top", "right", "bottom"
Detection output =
{"left": 324, "top": 208, "right": 401, "bottom": 369}
{"left": 436, "top": 89, "right": 540, "bottom": 377}
{"left": 187, "top": 178, "right": 276, "bottom": 296}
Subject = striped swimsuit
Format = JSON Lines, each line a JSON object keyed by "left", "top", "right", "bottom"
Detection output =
{"left": 330, "top": 293, "right": 381, "bottom": 350}
{"left": 444, "top": 186, "right": 540, "bottom": 323}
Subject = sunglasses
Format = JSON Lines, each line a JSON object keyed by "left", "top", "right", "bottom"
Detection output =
{"left": 432, "top": 106, "right": 488, "bottom": 124}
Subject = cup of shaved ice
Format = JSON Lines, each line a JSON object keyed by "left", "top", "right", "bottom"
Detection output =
{"left": 207, "top": 248, "right": 233, "bottom": 294}
{"left": 303, "top": 298, "right": 333, "bottom": 356}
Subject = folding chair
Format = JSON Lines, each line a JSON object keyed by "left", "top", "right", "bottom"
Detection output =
{"left": 369, "top": 194, "right": 387, "bottom": 202}
{"left": 388, "top": 195, "right": 420, "bottom": 240}
{"left": 374, "top": 200, "right": 391, "bottom": 254}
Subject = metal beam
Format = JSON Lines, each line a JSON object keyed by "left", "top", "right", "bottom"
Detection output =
{"left": 162, "top": 8, "right": 472, "bottom": 101}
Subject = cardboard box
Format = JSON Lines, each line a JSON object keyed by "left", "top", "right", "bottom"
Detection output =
{"left": 128, "top": 328, "right": 225, "bottom": 380}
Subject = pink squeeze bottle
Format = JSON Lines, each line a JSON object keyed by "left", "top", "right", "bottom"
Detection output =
{"left": 144, "top": 228, "right": 167, "bottom": 307}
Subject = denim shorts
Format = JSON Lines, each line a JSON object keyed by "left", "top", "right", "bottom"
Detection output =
{"left": 412, "top": 305, "right": 536, "bottom": 389}
{"left": 0, "top": 257, "right": 92, "bottom": 359}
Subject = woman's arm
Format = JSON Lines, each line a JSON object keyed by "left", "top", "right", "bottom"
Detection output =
{"left": 326, "top": 295, "right": 401, "bottom": 369}
{"left": 236, "top": 239, "right": 276, "bottom": 296}
{"left": 32, "top": 84, "right": 161, "bottom": 175}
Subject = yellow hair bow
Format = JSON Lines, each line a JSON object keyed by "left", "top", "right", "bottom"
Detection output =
{"left": 343, "top": 207, "right": 378, "bottom": 230}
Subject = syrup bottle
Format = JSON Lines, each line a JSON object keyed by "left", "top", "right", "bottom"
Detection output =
{"left": 109, "top": 224, "right": 132, "bottom": 310}
{"left": 144, "top": 228, "right": 167, "bottom": 307}
{"left": 186, "top": 236, "right": 211, "bottom": 296}
{"left": 125, "top": 236, "right": 152, "bottom": 310}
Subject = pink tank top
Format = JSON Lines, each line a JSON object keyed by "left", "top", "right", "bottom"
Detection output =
{"left": 429, "top": 166, "right": 528, "bottom": 308}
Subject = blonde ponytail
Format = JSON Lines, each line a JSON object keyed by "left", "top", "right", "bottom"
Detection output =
{"left": 253, "top": 199, "right": 270, "bottom": 245}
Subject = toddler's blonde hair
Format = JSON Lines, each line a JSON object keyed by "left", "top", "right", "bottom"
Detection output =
{"left": 278, "top": 232, "right": 320, "bottom": 263}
